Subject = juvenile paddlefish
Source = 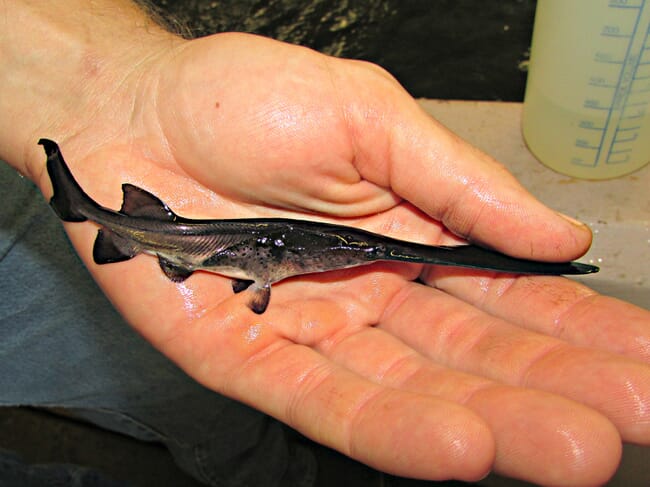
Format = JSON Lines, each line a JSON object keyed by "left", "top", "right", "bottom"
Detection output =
{"left": 40, "top": 138, "right": 598, "bottom": 314}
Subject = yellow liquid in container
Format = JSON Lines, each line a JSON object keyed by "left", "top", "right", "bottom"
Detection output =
{"left": 523, "top": 0, "right": 650, "bottom": 179}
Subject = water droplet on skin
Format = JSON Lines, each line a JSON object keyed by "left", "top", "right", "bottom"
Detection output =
{"left": 245, "top": 323, "right": 262, "bottom": 343}
{"left": 303, "top": 320, "right": 318, "bottom": 330}
{"left": 477, "top": 276, "right": 490, "bottom": 294}
{"left": 176, "top": 282, "right": 206, "bottom": 319}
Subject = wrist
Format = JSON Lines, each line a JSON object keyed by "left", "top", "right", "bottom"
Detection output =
{"left": 0, "top": 0, "right": 180, "bottom": 181}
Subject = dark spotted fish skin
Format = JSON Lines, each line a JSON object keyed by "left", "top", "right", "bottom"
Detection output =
{"left": 40, "top": 138, "right": 598, "bottom": 314}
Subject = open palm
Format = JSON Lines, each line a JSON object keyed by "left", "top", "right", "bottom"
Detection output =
{"left": 35, "top": 33, "right": 650, "bottom": 486}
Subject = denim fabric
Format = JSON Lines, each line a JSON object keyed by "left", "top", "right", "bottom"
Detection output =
{"left": 0, "top": 162, "right": 316, "bottom": 487}
{"left": 0, "top": 449, "right": 128, "bottom": 487}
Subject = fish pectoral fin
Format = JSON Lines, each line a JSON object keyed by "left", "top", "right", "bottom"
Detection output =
{"left": 247, "top": 283, "right": 271, "bottom": 315}
{"left": 93, "top": 229, "right": 138, "bottom": 264}
{"left": 158, "top": 256, "right": 194, "bottom": 282}
{"left": 232, "top": 279, "right": 254, "bottom": 294}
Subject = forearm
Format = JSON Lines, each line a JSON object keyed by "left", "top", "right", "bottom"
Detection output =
{"left": 0, "top": 0, "right": 176, "bottom": 179}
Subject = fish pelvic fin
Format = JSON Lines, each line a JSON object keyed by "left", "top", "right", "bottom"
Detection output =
{"left": 40, "top": 138, "right": 93, "bottom": 222}
{"left": 158, "top": 256, "right": 194, "bottom": 282}
{"left": 232, "top": 279, "right": 254, "bottom": 294}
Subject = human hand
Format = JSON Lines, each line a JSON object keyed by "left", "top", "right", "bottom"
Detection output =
{"left": 5, "top": 4, "right": 650, "bottom": 485}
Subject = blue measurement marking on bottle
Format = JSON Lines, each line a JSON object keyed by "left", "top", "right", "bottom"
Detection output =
{"left": 575, "top": 0, "right": 650, "bottom": 167}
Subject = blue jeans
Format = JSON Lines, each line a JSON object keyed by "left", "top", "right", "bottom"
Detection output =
{"left": 0, "top": 162, "right": 316, "bottom": 486}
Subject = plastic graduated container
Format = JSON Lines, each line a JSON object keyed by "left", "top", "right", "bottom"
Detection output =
{"left": 523, "top": 0, "right": 650, "bottom": 179}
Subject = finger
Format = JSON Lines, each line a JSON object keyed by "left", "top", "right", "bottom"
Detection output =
{"left": 378, "top": 282, "right": 650, "bottom": 444}
{"left": 342, "top": 81, "right": 592, "bottom": 260}
{"left": 236, "top": 276, "right": 622, "bottom": 485}
{"left": 171, "top": 303, "right": 495, "bottom": 482}
{"left": 424, "top": 268, "right": 650, "bottom": 363}
{"left": 322, "top": 326, "right": 621, "bottom": 487}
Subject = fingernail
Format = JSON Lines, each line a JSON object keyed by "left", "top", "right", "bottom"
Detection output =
{"left": 556, "top": 211, "right": 589, "bottom": 229}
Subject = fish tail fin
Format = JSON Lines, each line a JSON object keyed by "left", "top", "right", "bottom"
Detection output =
{"left": 381, "top": 242, "right": 598, "bottom": 275}
{"left": 39, "top": 138, "right": 92, "bottom": 222}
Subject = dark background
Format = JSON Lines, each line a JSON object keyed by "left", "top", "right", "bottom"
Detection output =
{"left": 148, "top": 0, "right": 537, "bottom": 100}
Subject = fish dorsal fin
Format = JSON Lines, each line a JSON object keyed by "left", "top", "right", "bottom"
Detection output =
{"left": 120, "top": 184, "right": 176, "bottom": 220}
